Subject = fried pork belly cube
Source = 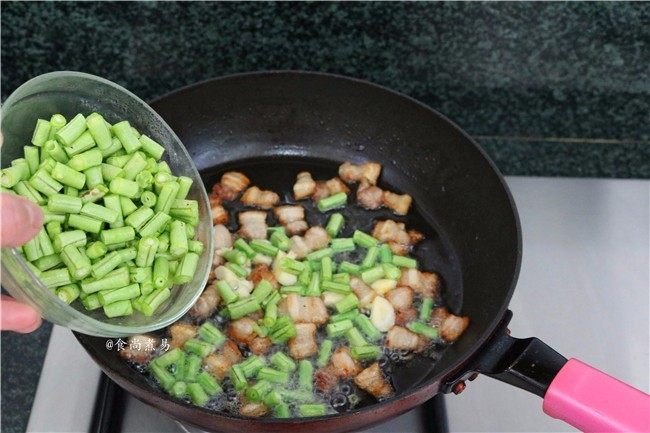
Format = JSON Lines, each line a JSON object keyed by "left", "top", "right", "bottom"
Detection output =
{"left": 289, "top": 226, "right": 330, "bottom": 259}
{"left": 288, "top": 323, "right": 318, "bottom": 360}
{"left": 325, "top": 177, "right": 350, "bottom": 195}
{"left": 240, "top": 401, "right": 268, "bottom": 417}
{"left": 395, "top": 307, "right": 418, "bottom": 327}
{"left": 314, "top": 367, "right": 339, "bottom": 393}
{"left": 398, "top": 268, "right": 440, "bottom": 299}
{"left": 293, "top": 171, "right": 316, "bottom": 200}
{"left": 203, "top": 340, "right": 243, "bottom": 380}
{"left": 385, "top": 286, "right": 414, "bottom": 311}
{"left": 285, "top": 220, "right": 308, "bottom": 236}
{"left": 354, "top": 362, "right": 393, "bottom": 399}
{"left": 213, "top": 224, "right": 233, "bottom": 250}
{"left": 238, "top": 210, "right": 267, "bottom": 240}
{"left": 227, "top": 317, "right": 257, "bottom": 344}
{"left": 330, "top": 347, "right": 361, "bottom": 378}
{"left": 169, "top": 322, "right": 197, "bottom": 349}
{"left": 372, "top": 219, "right": 423, "bottom": 255}
{"left": 249, "top": 263, "right": 279, "bottom": 288}
{"left": 304, "top": 226, "right": 329, "bottom": 250}
{"left": 356, "top": 181, "right": 384, "bottom": 210}
{"left": 312, "top": 181, "right": 331, "bottom": 202}
{"left": 350, "top": 277, "right": 376, "bottom": 309}
{"left": 211, "top": 172, "right": 248, "bottom": 202}
{"left": 274, "top": 205, "right": 308, "bottom": 235}
{"left": 278, "top": 293, "right": 329, "bottom": 325}
{"left": 311, "top": 177, "right": 350, "bottom": 202}
{"left": 249, "top": 336, "right": 272, "bottom": 355}
{"left": 209, "top": 195, "right": 229, "bottom": 225}
{"left": 214, "top": 171, "right": 250, "bottom": 201}
{"left": 382, "top": 190, "right": 412, "bottom": 216}
{"left": 386, "top": 325, "right": 426, "bottom": 352}
{"left": 338, "top": 161, "right": 382, "bottom": 185}
{"left": 118, "top": 334, "right": 160, "bottom": 364}
{"left": 227, "top": 317, "right": 272, "bottom": 355}
{"left": 289, "top": 235, "right": 310, "bottom": 259}
{"left": 189, "top": 284, "right": 220, "bottom": 319}
{"left": 241, "top": 186, "right": 280, "bottom": 209}
{"left": 430, "top": 307, "right": 470, "bottom": 342}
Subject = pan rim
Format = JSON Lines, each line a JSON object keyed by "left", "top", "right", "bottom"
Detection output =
{"left": 78, "top": 70, "right": 523, "bottom": 426}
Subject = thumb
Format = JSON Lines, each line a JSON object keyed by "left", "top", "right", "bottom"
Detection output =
{"left": 0, "top": 193, "right": 44, "bottom": 247}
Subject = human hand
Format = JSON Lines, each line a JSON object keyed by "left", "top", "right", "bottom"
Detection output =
{"left": 1, "top": 193, "right": 44, "bottom": 332}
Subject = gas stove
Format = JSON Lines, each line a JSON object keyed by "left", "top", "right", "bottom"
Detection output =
{"left": 26, "top": 177, "right": 649, "bottom": 433}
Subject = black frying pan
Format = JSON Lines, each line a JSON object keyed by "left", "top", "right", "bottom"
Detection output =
{"left": 75, "top": 72, "right": 647, "bottom": 433}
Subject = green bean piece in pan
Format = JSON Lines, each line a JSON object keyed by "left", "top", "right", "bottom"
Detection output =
{"left": 317, "top": 191, "right": 347, "bottom": 212}
{"left": 65, "top": 131, "right": 96, "bottom": 157}
{"left": 325, "top": 212, "right": 344, "bottom": 237}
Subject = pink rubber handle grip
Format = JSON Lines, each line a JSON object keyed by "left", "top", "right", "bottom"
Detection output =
{"left": 543, "top": 359, "right": 650, "bottom": 432}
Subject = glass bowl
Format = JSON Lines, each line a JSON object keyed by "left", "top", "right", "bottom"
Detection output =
{"left": 1, "top": 71, "right": 213, "bottom": 337}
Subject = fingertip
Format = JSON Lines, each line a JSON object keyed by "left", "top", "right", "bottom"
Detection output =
{"left": 0, "top": 296, "right": 42, "bottom": 333}
{"left": 0, "top": 194, "right": 44, "bottom": 247}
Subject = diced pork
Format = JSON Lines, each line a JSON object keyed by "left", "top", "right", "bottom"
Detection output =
{"left": 399, "top": 269, "right": 440, "bottom": 299}
{"left": 330, "top": 347, "right": 361, "bottom": 378}
{"left": 209, "top": 195, "right": 229, "bottom": 225}
{"left": 356, "top": 181, "right": 384, "bottom": 210}
{"left": 240, "top": 401, "right": 268, "bottom": 417}
{"left": 189, "top": 284, "right": 220, "bottom": 319}
{"left": 249, "top": 263, "right": 279, "bottom": 288}
{"left": 314, "top": 367, "right": 339, "bottom": 392}
{"left": 430, "top": 307, "right": 470, "bottom": 342}
{"left": 289, "top": 226, "right": 330, "bottom": 259}
{"left": 386, "top": 326, "right": 426, "bottom": 352}
{"left": 288, "top": 323, "right": 318, "bottom": 359}
{"left": 385, "top": 286, "right": 414, "bottom": 311}
{"left": 238, "top": 211, "right": 267, "bottom": 240}
{"left": 227, "top": 317, "right": 257, "bottom": 344}
{"left": 354, "top": 363, "right": 393, "bottom": 399}
{"left": 203, "top": 340, "right": 242, "bottom": 380}
{"left": 293, "top": 171, "right": 316, "bottom": 200}
{"left": 241, "top": 186, "right": 280, "bottom": 209}
{"left": 350, "top": 277, "right": 376, "bottom": 309}
{"left": 118, "top": 334, "right": 159, "bottom": 364}
{"left": 169, "top": 322, "right": 197, "bottom": 349}
{"left": 382, "top": 191, "right": 412, "bottom": 215}
{"left": 372, "top": 220, "right": 417, "bottom": 255}
{"left": 213, "top": 224, "right": 233, "bottom": 250}
{"left": 279, "top": 293, "right": 329, "bottom": 325}
{"left": 274, "top": 205, "right": 308, "bottom": 235}
{"left": 338, "top": 161, "right": 382, "bottom": 185}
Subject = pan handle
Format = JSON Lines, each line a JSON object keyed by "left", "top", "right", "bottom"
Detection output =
{"left": 467, "top": 319, "right": 650, "bottom": 432}
{"left": 542, "top": 358, "right": 650, "bottom": 433}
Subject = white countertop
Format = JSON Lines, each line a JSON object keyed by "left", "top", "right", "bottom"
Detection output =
{"left": 445, "top": 177, "right": 649, "bottom": 432}
{"left": 27, "top": 177, "right": 650, "bottom": 433}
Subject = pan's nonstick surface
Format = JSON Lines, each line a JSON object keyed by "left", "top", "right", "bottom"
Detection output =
{"left": 76, "top": 72, "right": 521, "bottom": 433}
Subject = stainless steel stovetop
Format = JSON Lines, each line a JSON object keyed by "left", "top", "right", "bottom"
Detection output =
{"left": 27, "top": 177, "right": 649, "bottom": 433}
